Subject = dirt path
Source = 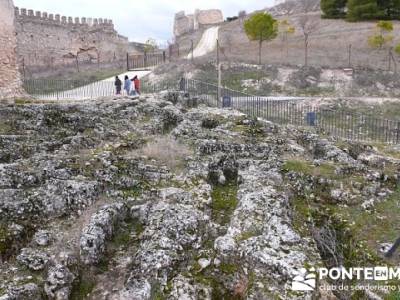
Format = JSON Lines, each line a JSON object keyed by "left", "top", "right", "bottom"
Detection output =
{"left": 32, "top": 70, "right": 152, "bottom": 101}
{"left": 188, "top": 26, "right": 219, "bottom": 59}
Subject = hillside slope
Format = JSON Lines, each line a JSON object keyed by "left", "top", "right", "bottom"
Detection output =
{"left": 175, "top": 1, "right": 400, "bottom": 70}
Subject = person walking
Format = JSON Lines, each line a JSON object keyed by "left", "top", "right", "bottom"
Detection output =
{"left": 129, "top": 77, "right": 137, "bottom": 96}
{"left": 133, "top": 75, "right": 141, "bottom": 95}
{"left": 115, "top": 76, "right": 122, "bottom": 95}
{"left": 124, "top": 75, "right": 131, "bottom": 95}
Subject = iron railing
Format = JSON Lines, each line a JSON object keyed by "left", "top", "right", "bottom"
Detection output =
{"left": 180, "top": 78, "right": 400, "bottom": 144}
{"left": 24, "top": 79, "right": 116, "bottom": 100}
{"left": 127, "top": 53, "right": 166, "bottom": 70}
{"left": 22, "top": 77, "right": 400, "bottom": 144}
{"left": 23, "top": 79, "right": 176, "bottom": 101}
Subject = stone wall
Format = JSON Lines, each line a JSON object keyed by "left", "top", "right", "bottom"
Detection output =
{"left": 14, "top": 7, "right": 133, "bottom": 75}
{"left": 0, "top": 0, "right": 23, "bottom": 99}
{"left": 194, "top": 9, "right": 223, "bottom": 30}
{"left": 174, "top": 9, "right": 223, "bottom": 37}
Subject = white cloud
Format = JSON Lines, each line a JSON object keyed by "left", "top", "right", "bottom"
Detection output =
{"left": 13, "top": 0, "right": 275, "bottom": 43}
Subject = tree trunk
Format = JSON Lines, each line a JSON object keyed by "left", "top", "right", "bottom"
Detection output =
{"left": 304, "top": 38, "right": 309, "bottom": 67}
{"left": 75, "top": 55, "right": 79, "bottom": 72}
{"left": 259, "top": 39, "right": 262, "bottom": 65}
{"left": 286, "top": 37, "right": 289, "bottom": 58}
{"left": 390, "top": 50, "right": 397, "bottom": 73}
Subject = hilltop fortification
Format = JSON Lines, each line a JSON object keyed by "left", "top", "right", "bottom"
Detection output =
{"left": 0, "top": 0, "right": 23, "bottom": 98}
{"left": 14, "top": 7, "right": 136, "bottom": 75}
{"left": 174, "top": 9, "right": 223, "bottom": 37}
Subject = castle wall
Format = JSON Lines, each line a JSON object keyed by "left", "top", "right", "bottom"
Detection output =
{"left": 174, "top": 11, "right": 194, "bottom": 37}
{"left": 174, "top": 9, "right": 223, "bottom": 37}
{"left": 14, "top": 7, "right": 131, "bottom": 74}
{"left": 194, "top": 9, "right": 223, "bottom": 30}
{"left": 0, "top": 0, "right": 23, "bottom": 99}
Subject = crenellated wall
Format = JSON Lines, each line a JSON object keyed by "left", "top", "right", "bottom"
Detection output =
{"left": 14, "top": 7, "right": 134, "bottom": 76}
{"left": 15, "top": 7, "right": 115, "bottom": 28}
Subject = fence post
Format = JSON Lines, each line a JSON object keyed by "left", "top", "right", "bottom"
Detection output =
{"left": 348, "top": 44, "right": 352, "bottom": 68}
{"left": 191, "top": 39, "right": 194, "bottom": 63}
{"left": 126, "top": 53, "right": 129, "bottom": 71}
{"left": 396, "top": 122, "right": 400, "bottom": 144}
{"left": 217, "top": 39, "right": 221, "bottom": 106}
{"left": 22, "top": 57, "right": 26, "bottom": 79}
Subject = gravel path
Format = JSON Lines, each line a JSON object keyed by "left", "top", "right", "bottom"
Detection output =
{"left": 188, "top": 26, "right": 219, "bottom": 59}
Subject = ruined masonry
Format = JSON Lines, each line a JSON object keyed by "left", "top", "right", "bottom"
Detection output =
{"left": 0, "top": 0, "right": 24, "bottom": 99}
{"left": 174, "top": 9, "right": 223, "bottom": 37}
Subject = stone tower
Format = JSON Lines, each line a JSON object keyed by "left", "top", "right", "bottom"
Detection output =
{"left": 0, "top": 0, "right": 23, "bottom": 99}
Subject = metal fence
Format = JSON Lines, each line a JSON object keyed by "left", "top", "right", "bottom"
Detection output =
{"left": 180, "top": 78, "right": 400, "bottom": 144}
{"left": 24, "top": 79, "right": 116, "bottom": 100}
{"left": 127, "top": 53, "right": 166, "bottom": 70}
{"left": 22, "top": 77, "right": 400, "bottom": 144}
{"left": 24, "top": 79, "right": 177, "bottom": 101}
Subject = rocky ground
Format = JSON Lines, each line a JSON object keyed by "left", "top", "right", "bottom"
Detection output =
{"left": 0, "top": 93, "right": 399, "bottom": 300}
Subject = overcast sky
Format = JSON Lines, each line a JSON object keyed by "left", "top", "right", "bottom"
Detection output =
{"left": 13, "top": 0, "right": 276, "bottom": 44}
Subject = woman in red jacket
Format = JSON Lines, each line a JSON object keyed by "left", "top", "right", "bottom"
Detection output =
{"left": 133, "top": 76, "right": 140, "bottom": 95}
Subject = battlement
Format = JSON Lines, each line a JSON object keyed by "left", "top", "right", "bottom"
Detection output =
{"left": 14, "top": 7, "right": 114, "bottom": 29}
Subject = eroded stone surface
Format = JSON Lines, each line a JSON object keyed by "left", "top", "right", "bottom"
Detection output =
{"left": 0, "top": 95, "right": 398, "bottom": 299}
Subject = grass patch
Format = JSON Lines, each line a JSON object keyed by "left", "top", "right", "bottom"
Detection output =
{"left": 122, "top": 185, "right": 145, "bottom": 200}
{"left": 0, "top": 224, "right": 9, "bottom": 259}
{"left": 151, "top": 283, "right": 167, "bottom": 300}
{"left": 386, "top": 291, "right": 400, "bottom": 300}
{"left": 219, "top": 262, "right": 238, "bottom": 274}
{"left": 0, "top": 122, "right": 13, "bottom": 135}
{"left": 291, "top": 196, "right": 314, "bottom": 237}
{"left": 291, "top": 186, "right": 400, "bottom": 269}
{"left": 282, "top": 159, "right": 338, "bottom": 179}
{"left": 211, "top": 183, "right": 238, "bottom": 226}
{"left": 14, "top": 98, "right": 29, "bottom": 105}
{"left": 110, "top": 218, "right": 143, "bottom": 251}
{"left": 70, "top": 271, "right": 96, "bottom": 300}
{"left": 231, "top": 119, "right": 265, "bottom": 139}
{"left": 96, "top": 258, "right": 109, "bottom": 273}
{"left": 130, "top": 136, "right": 192, "bottom": 172}
{"left": 191, "top": 271, "right": 232, "bottom": 300}
{"left": 297, "top": 86, "right": 336, "bottom": 97}
{"left": 235, "top": 231, "right": 258, "bottom": 242}
{"left": 292, "top": 196, "right": 382, "bottom": 269}
{"left": 371, "top": 143, "right": 400, "bottom": 160}
{"left": 338, "top": 187, "right": 400, "bottom": 255}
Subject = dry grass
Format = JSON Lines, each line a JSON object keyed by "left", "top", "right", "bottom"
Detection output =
{"left": 233, "top": 275, "right": 249, "bottom": 299}
{"left": 131, "top": 136, "right": 192, "bottom": 171}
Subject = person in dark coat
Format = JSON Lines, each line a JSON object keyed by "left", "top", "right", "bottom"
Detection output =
{"left": 115, "top": 76, "right": 122, "bottom": 95}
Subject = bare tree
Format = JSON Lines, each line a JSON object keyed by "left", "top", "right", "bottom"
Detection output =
{"left": 297, "top": 0, "right": 319, "bottom": 66}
